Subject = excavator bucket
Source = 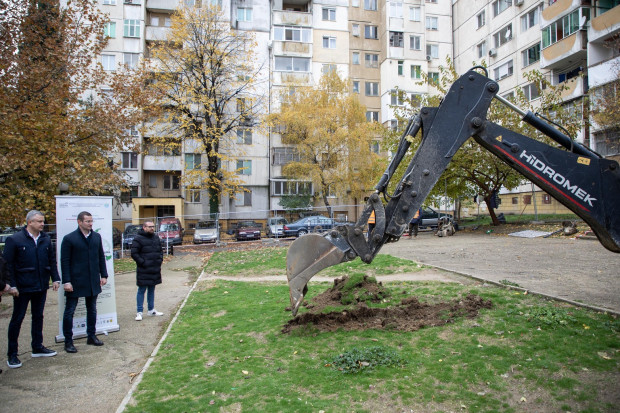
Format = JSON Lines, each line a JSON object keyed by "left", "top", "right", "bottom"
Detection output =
{"left": 286, "top": 233, "right": 347, "bottom": 316}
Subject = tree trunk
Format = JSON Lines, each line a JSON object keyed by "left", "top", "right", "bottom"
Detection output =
{"left": 484, "top": 196, "right": 500, "bottom": 226}
{"left": 321, "top": 194, "right": 332, "bottom": 218}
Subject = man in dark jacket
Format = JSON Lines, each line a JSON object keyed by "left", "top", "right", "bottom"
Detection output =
{"left": 131, "top": 221, "right": 164, "bottom": 321}
{"left": 3, "top": 210, "right": 61, "bottom": 369}
{"left": 60, "top": 211, "right": 108, "bottom": 353}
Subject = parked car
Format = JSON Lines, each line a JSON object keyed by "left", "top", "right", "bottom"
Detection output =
{"left": 418, "top": 207, "right": 457, "bottom": 230}
{"left": 283, "top": 216, "right": 335, "bottom": 237}
{"left": 266, "top": 217, "right": 288, "bottom": 238}
{"left": 122, "top": 224, "right": 142, "bottom": 249}
{"left": 193, "top": 220, "right": 218, "bottom": 244}
{"left": 158, "top": 217, "right": 184, "bottom": 246}
{"left": 0, "top": 229, "right": 19, "bottom": 253}
{"left": 235, "top": 220, "right": 261, "bottom": 241}
{"left": 112, "top": 227, "right": 122, "bottom": 247}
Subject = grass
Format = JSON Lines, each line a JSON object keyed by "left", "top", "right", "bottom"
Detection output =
{"left": 204, "top": 247, "right": 422, "bottom": 277}
{"left": 114, "top": 257, "right": 136, "bottom": 273}
{"left": 125, "top": 250, "right": 620, "bottom": 413}
{"left": 460, "top": 213, "right": 579, "bottom": 227}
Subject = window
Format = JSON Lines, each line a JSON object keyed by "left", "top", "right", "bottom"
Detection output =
{"left": 364, "top": 53, "right": 378, "bottom": 68}
{"left": 103, "top": 0, "right": 116, "bottom": 4}
{"left": 522, "top": 43, "right": 540, "bottom": 67}
{"left": 102, "top": 54, "right": 115, "bottom": 71}
{"left": 410, "top": 35, "right": 421, "bottom": 50}
{"left": 124, "top": 0, "right": 141, "bottom": 4}
{"left": 523, "top": 194, "right": 532, "bottom": 205}
{"left": 272, "top": 147, "right": 300, "bottom": 165}
{"left": 390, "top": 90, "right": 404, "bottom": 106}
{"left": 235, "top": 190, "right": 252, "bottom": 206}
{"left": 409, "top": 6, "right": 421, "bottom": 21}
{"left": 390, "top": 31, "right": 404, "bottom": 47}
{"left": 144, "top": 138, "right": 181, "bottom": 156}
{"left": 352, "top": 81, "right": 360, "bottom": 93}
{"left": 120, "top": 186, "right": 138, "bottom": 203}
{"left": 236, "top": 160, "right": 252, "bottom": 175}
{"left": 237, "top": 8, "right": 252, "bottom": 22}
{"left": 428, "top": 72, "right": 439, "bottom": 83}
{"left": 493, "top": 60, "right": 513, "bottom": 80}
{"left": 521, "top": 6, "right": 540, "bottom": 32}
{"left": 511, "top": 197, "right": 518, "bottom": 205}
{"left": 398, "top": 60, "right": 404, "bottom": 76}
{"left": 542, "top": 194, "right": 552, "bottom": 204}
{"left": 542, "top": 8, "right": 589, "bottom": 49}
{"left": 274, "top": 56, "right": 310, "bottom": 72}
{"left": 352, "top": 23, "right": 360, "bottom": 37}
{"left": 104, "top": 22, "right": 116, "bottom": 38}
{"left": 522, "top": 82, "right": 540, "bottom": 101}
{"left": 365, "top": 82, "right": 379, "bottom": 96}
{"left": 185, "top": 153, "right": 201, "bottom": 169}
{"left": 477, "top": 11, "right": 485, "bottom": 28}
{"left": 364, "top": 0, "right": 377, "bottom": 11}
{"left": 426, "top": 0, "right": 437, "bottom": 3}
{"left": 150, "top": 16, "right": 159, "bottom": 26}
{"left": 322, "top": 36, "right": 336, "bottom": 49}
{"left": 352, "top": 52, "right": 360, "bottom": 65}
{"left": 123, "top": 19, "right": 141, "bottom": 38}
{"left": 426, "top": 43, "right": 439, "bottom": 59}
{"left": 274, "top": 26, "right": 311, "bottom": 43}
{"left": 366, "top": 111, "right": 379, "bottom": 122}
{"left": 364, "top": 25, "right": 378, "bottom": 39}
{"left": 493, "top": 24, "right": 513, "bottom": 48}
{"left": 272, "top": 181, "right": 311, "bottom": 196}
{"left": 426, "top": 16, "right": 438, "bottom": 30}
{"left": 410, "top": 65, "right": 421, "bottom": 79}
{"left": 492, "top": 0, "right": 512, "bottom": 18}
{"left": 186, "top": 189, "right": 201, "bottom": 203}
{"left": 121, "top": 152, "right": 138, "bottom": 169}
{"left": 390, "top": 2, "right": 403, "bottom": 18}
{"left": 593, "top": 130, "right": 620, "bottom": 157}
{"left": 123, "top": 53, "right": 139, "bottom": 69}
{"left": 163, "top": 175, "right": 180, "bottom": 190}
{"left": 148, "top": 175, "right": 157, "bottom": 188}
{"left": 410, "top": 93, "right": 422, "bottom": 107}
{"left": 321, "top": 64, "right": 337, "bottom": 74}
{"left": 370, "top": 141, "right": 380, "bottom": 154}
{"left": 237, "top": 128, "right": 252, "bottom": 145}
{"left": 477, "top": 41, "right": 487, "bottom": 58}
{"left": 322, "top": 7, "right": 336, "bottom": 21}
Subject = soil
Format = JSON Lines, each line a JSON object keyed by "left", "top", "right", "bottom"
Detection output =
{"left": 282, "top": 275, "right": 492, "bottom": 333}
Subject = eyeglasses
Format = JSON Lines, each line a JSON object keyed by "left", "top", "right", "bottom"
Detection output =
{"left": 145, "top": 225, "right": 155, "bottom": 228}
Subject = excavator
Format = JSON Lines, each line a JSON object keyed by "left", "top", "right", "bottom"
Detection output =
{"left": 286, "top": 67, "right": 620, "bottom": 316}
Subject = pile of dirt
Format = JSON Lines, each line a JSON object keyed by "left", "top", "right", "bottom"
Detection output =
{"left": 304, "top": 274, "right": 390, "bottom": 311}
{"left": 282, "top": 274, "right": 492, "bottom": 334}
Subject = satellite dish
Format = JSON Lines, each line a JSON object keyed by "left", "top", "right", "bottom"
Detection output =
{"left": 505, "top": 29, "right": 511, "bottom": 39}
{"left": 580, "top": 15, "right": 587, "bottom": 27}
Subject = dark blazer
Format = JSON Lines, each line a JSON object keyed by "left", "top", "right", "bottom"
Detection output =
{"left": 2, "top": 227, "right": 60, "bottom": 293}
{"left": 60, "top": 228, "right": 108, "bottom": 298}
{"left": 131, "top": 229, "right": 163, "bottom": 286}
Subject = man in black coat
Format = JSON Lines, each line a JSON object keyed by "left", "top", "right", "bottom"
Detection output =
{"left": 60, "top": 211, "right": 108, "bottom": 353}
{"left": 130, "top": 220, "right": 164, "bottom": 321}
{"left": 3, "top": 210, "right": 61, "bottom": 369}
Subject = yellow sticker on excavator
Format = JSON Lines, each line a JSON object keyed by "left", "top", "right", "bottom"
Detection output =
{"left": 496, "top": 136, "right": 503, "bottom": 142}
{"left": 577, "top": 157, "right": 590, "bottom": 166}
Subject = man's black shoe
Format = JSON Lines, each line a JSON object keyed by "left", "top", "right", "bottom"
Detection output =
{"left": 7, "top": 355, "right": 22, "bottom": 368}
{"left": 86, "top": 336, "right": 104, "bottom": 346}
{"left": 32, "top": 346, "right": 57, "bottom": 358}
{"left": 64, "top": 343, "right": 78, "bottom": 353}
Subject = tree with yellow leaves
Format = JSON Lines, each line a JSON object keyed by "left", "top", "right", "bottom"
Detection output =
{"left": 268, "top": 71, "right": 385, "bottom": 217}
{"left": 143, "top": 4, "right": 267, "bottom": 213}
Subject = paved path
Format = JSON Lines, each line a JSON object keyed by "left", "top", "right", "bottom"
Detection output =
{"left": 381, "top": 231, "right": 620, "bottom": 314}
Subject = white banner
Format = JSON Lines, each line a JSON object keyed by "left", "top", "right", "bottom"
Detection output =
{"left": 55, "top": 196, "right": 119, "bottom": 342}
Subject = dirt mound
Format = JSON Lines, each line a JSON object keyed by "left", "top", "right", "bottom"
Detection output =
{"left": 283, "top": 274, "right": 493, "bottom": 333}
{"left": 303, "top": 274, "right": 390, "bottom": 311}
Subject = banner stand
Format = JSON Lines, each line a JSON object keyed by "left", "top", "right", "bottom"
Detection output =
{"left": 54, "top": 196, "right": 120, "bottom": 342}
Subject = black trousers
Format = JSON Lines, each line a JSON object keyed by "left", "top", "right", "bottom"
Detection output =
{"left": 7, "top": 290, "right": 48, "bottom": 356}
{"left": 63, "top": 295, "right": 98, "bottom": 343}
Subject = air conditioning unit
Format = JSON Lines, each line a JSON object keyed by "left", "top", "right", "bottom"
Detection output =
{"left": 426, "top": 55, "right": 432, "bottom": 61}
{"left": 515, "top": 0, "right": 524, "bottom": 6}
{"left": 488, "top": 48, "right": 497, "bottom": 57}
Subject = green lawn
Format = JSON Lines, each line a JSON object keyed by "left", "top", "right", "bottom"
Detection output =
{"left": 124, "top": 250, "right": 619, "bottom": 413}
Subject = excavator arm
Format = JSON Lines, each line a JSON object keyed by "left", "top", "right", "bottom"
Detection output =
{"left": 286, "top": 68, "right": 620, "bottom": 315}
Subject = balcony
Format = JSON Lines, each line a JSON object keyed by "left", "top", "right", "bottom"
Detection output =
{"left": 271, "top": 41, "right": 312, "bottom": 56}
{"left": 589, "top": 4, "right": 620, "bottom": 43}
{"left": 541, "top": 0, "right": 583, "bottom": 25}
{"left": 558, "top": 75, "right": 586, "bottom": 101}
{"left": 143, "top": 155, "right": 181, "bottom": 171}
{"left": 146, "top": 25, "right": 170, "bottom": 41}
{"left": 273, "top": 10, "right": 311, "bottom": 26}
{"left": 272, "top": 71, "right": 311, "bottom": 85}
{"left": 146, "top": 0, "right": 179, "bottom": 12}
{"left": 541, "top": 31, "right": 587, "bottom": 70}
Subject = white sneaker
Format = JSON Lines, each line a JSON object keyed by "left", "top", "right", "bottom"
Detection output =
{"left": 147, "top": 309, "right": 163, "bottom": 316}
{"left": 135, "top": 312, "right": 142, "bottom": 321}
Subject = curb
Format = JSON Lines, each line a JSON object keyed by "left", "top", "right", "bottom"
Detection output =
{"left": 115, "top": 267, "right": 208, "bottom": 413}
{"left": 416, "top": 261, "right": 620, "bottom": 317}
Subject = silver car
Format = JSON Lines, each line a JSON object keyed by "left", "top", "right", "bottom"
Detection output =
{"left": 266, "top": 217, "right": 288, "bottom": 237}
{"left": 193, "top": 221, "right": 218, "bottom": 244}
